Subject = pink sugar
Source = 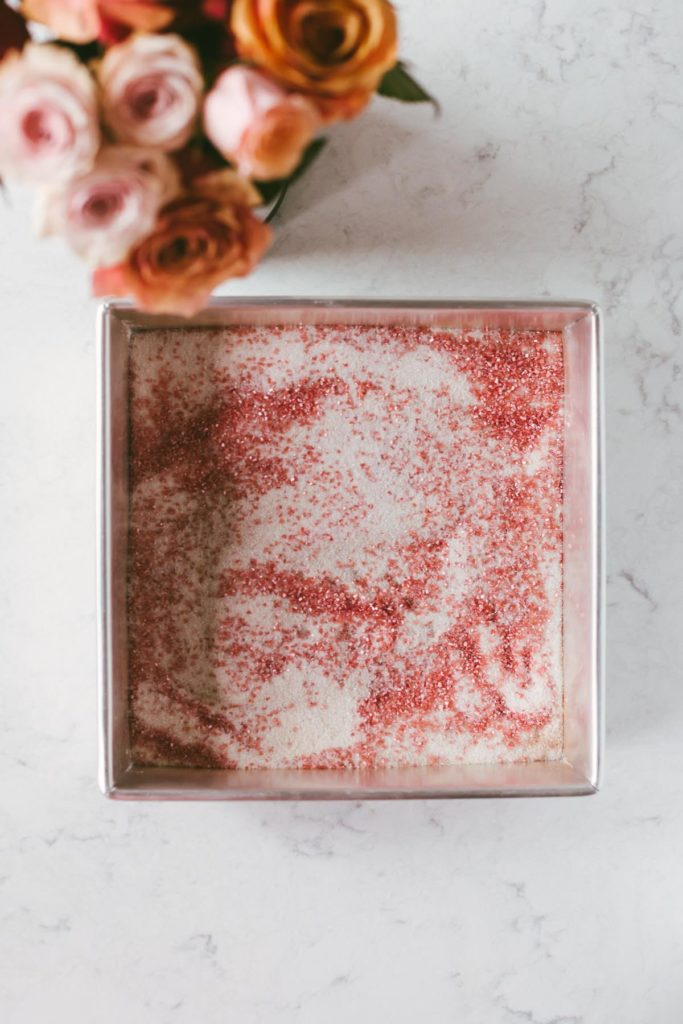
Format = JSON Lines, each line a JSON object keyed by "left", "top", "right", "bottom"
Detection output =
{"left": 127, "top": 323, "right": 565, "bottom": 769}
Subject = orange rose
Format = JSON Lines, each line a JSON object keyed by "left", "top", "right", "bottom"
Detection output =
{"left": 93, "top": 171, "right": 272, "bottom": 316}
{"left": 21, "top": 0, "right": 173, "bottom": 44}
{"left": 231, "top": 0, "right": 398, "bottom": 121}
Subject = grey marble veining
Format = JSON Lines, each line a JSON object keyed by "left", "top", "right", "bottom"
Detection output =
{"left": 1, "top": 1, "right": 682, "bottom": 1021}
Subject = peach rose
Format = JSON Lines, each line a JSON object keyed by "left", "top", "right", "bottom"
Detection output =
{"left": 35, "top": 146, "right": 179, "bottom": 266}
{"left": 230, "top": 0, "right": 398, "bottom": 121}
{"left": 93, "top": 170, "right": 272, "bottom": 316}
{"left": 203, "top": 66, "right": 319, "bottom": 180}
{"left": 98, "top": 33, "right": 203, "bottom": 151}
{"left": 0, "top": 43, "right": 99, "bottom": 183}
{"left": 21, "top": 0, "right": 173, "bottom": 44}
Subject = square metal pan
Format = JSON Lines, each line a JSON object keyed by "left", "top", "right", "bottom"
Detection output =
{"left": 97, "top": 298, "right": 603, "bottom": 800}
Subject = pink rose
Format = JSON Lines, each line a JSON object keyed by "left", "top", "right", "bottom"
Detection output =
{"left": 35, "top": 146, "right": 179, "bottom": 266}
{"left": 98, "top": 33, "right": 203, "bottom": 152}
{"left": 203, "top": 66, "right": 319, "bottom": 180}
{"left": 0, "top": 43, "right": 99, "bottom": 183}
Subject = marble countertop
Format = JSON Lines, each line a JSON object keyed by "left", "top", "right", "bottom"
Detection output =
{"left": 2, "top": 1, "right": 682, "bottom": 1021}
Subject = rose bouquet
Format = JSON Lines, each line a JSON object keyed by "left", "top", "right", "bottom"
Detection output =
{"left": 0, "top": 0, "right": 434, "bottom": 315}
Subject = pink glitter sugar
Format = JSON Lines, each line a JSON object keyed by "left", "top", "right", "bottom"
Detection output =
{"left": 127, "top": 323, "right": 565, "bottom": 770}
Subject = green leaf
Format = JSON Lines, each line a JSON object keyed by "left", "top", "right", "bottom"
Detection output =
{"left": 260, "top": 137, "right": 329, "bottom": 223}
{"left": 52, "top": 38, "right": 103, "bottom": 62}
{"left": 378, "top": 62, "right": 440, "bottom": 114}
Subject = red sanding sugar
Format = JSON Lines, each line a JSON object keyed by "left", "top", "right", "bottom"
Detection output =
{"left": 127, "top": 323, "right": 565, "bottom": 769}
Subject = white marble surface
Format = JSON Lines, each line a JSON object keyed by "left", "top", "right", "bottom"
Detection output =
{"left": 1, "top": 1, "right": 682, "bottom": 1021}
